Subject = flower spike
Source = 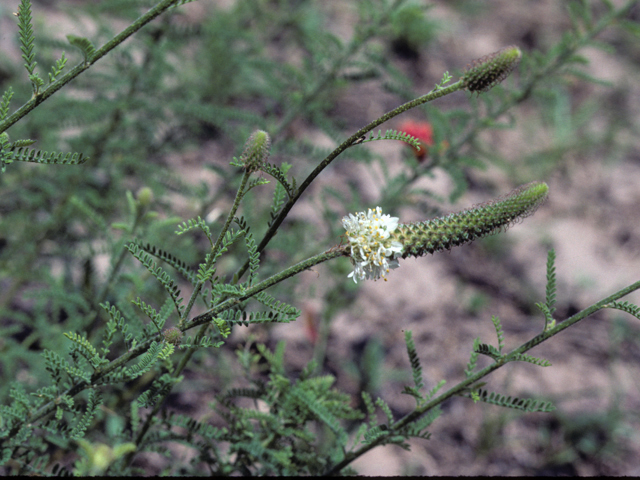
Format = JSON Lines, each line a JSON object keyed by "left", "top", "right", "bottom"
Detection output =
{"left": 239, "top": 130, "right": 271, "bottom": 172}
{"left": 394, "top": 182, "right": 548, "bottom": 259}
{"left": 342, "top": 182, "right": 548, "bottom": 282}
{"left": 462, "top": 45, "right": 522, "bottom": 93}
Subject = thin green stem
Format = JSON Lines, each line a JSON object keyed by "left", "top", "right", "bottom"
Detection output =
{"left": 127, "top": 168, "right": 255, "bottom": 462}
{"left": 271, "top": 0, "right": 407, "bottom": 139}
{"left": 325, "top": 278, "right": 640, "bottom": 475}
{"left": 179, "top": 169, "right": 252, "bottom": 328}
{"left": 183, "top": 247, "right": 348, "bottom": 330}
{"left": 7, "top": 246, "right": 347, "bottom": 448}
{"left": 450, "top": 0, "right": 638, "bottom": 154}
{"left": 235, "top": 80, "right": 465, "bottom": 282}
{"left": 0, "top": 0, "right": 180, "bottom": 134}
{"left": 129, "top": 244, "right": 347, "bottom": 457}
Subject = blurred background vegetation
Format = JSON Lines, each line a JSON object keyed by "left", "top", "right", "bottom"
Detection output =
{"left": 1, "top": 0, "right": 639, "bottom": 475}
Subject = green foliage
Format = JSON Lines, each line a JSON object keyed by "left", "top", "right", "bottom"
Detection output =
{"left": 468, "top": 389, "right": 555, "bottom": 413}
{"left": 175, "top": 217, "right": 212, "bottom": 244}
{"left": 125, "top": 243, "right": 185, "bottom": 318}
{"left": 0, "top": 0, "right": 638, "bottom": 476}
{"left": 66, "top": 35, "right": 96, "bottom": 64}
{"left": 355, "top": 128, "right": 422, "bottom": 151}
{"left": 401, "top": 330, "right": 427, "bottom": 405}
{"left": 511, "top": 353, "right": 552, "bottom": 367}
{"left": 605, "top": 301, "right": 640, "bottom": 321}
{"left": 17, "top": 0, "right": 40, "bottom": 91}
{"left": 4, "top": 146, "right": 88, "bottom": 166}
{"left": 537, "top": 249, "right": 558, "bottom": 331}
{"left": 465, "top": 337, "right": 481, "bottom": 378}
{"left": 491, "top": 315, "right": 505, "bottom": 353}
{"left": 0, "top": 88, "right": 13, "bottom": 120}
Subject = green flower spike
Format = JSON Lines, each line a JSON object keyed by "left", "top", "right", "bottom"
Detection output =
{"left": 462, "top": 45, "right": 522, "bottom": 93}
{"left": 163, "top": 327, "right": 183, "bottom": 346}
{"left": 239, "top": 130, "right": 271, "bottom": 172}
{"left": 342, "top": 182, "right": 548, "bottom": 283}
{"left": 394, "top": 181, "right": 548, "bottom": 259}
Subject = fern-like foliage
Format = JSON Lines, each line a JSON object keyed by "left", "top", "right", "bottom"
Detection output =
{"left": 8, "top": 146, "right": 88, "bottom": 165}
{"left": 126, "top": 243, "right": 185, "bottom": 317}
{"left": 43, "top": 349, "right": 91, "bottom": 384}
{"left": 491, "top": 315, "right": 505, "bottom": 353}
{"left": 261, "top": 162, "right": 297, "bottom": 200}
{"left": 175, "top": 216, "right": 212, "bottom": 244}
{"left": 217, "top": 292, "right": 299, "bottom": 327}
{"left": 287, "top": 386, "right": 348, "bottom": 443}
{"left": 266, "top": 162, "right": 294, "bottom": 225}
{"left": 0, "top": 138, "right": 11, "bottom": 171}
{"left": 211, "top": 283, "right": 246, "bottom": 299}
{"left": 66, "top": 34, "right": 96, "bottom": 63}
{"left": 465, "top": 337, "right": 481, "bottom": 377}
{"left": 180, "top": 329, "right": 225, "bottom": 349}
{"left": 69, "top": 195, "right": 110, "bottom": 235}
{"left": 132, "top": 297, "right": 167, "bottom": 333}
{"left": 468, "top": 389, "right": 555, "bottom": 413}
{"left": 425, "top": 379, "right": 447, "bottom": 401}
{"left": 63, "top": 332, "right": 109, "bottom": 370}
{"left": 243, "top": 232, "right": 260, "bottom": 286}
{"left": 353, "top": 128, "right": 422, "bottom": 151}
{"left": 101, "top": 302, "right": 143, "bottom": 353}
{"left": 243, "top": 177, "right": 271, "bottom": 196}
{"left": 0, "top": 87, "right": 13, "bottom": 120}
{"left": 536, "top": 249, "right": 557, "bottom": 331}
{"left": 474, "top": 342, "right": 502, "bottom": 361}
{"left": 196, "top": 253, "right": 216, "bottom": 286}
{"left": 123, "top": 341, "right": 166, "bottom": 381}
{"left": 376, "top": 396, "right": 395, "bottom": 427}
{"left": 179, "top": 341, "right": 364, "bottom": 475}
{"left": 17, "top": 0, "right": 42, "bottom": 92}
{"left": 69, "top": 389, "right": 103, "bottom": 440}
{"left": 253, "top": 291, "right": 300, "bottom": 320}
{"left": 48, "top": 52, "right": 68, "bottom": 83}
{"left": 397, "top": 405, "right": 441, "bottom": 441}
{"left": 605, "top": 301, "right": 640, "bottom": 321}
{"left": 511, "top": 353, "right": 552, "bottom": 367}
{"left": 7, "top": 138, "right": 36, "bottom": 148}
{"left": 362, "top": 424, "right": 389, "bottom": 445}
{"left": 222, "top": 308, "right": 297, "bottom": 326}
{"left": 401, "top": 330, "right": 425, "bottom": 404}
{"left": 132, "top": 240, "right": 197, "bottom": 285}
{"left": 136, "top": 373, "right": 181, "bottom": 408}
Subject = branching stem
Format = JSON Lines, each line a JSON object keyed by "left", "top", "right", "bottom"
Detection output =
{"left": 324, "top": 277, "right": 640, "bottom": 475}
{"left": 0, "top": 0, "right": 180, "bottom": 134}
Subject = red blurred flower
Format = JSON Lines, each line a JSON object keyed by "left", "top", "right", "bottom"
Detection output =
{"left": 302, "top": 304, "right": 319, "bottom": 345}
{"left": 398, "top": 119, "right": 434, "bottom": 160}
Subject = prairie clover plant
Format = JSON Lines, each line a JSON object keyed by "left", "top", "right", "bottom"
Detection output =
{"left": 343, "top": 181, "right": 548, "bottom": 283}
{"left": 1, "top": 0, "right": 639, "bottom": 476}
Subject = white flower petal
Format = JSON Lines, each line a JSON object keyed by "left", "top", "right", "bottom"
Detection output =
{"left": 343, "top": 207, "right": 402, "bottom": 282}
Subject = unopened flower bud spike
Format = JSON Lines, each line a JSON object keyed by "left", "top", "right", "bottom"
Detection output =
{"left": 462, "top": 45, "right": 523, "bottom": 93}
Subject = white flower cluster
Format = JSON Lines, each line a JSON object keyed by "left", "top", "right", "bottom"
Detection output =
{"left": 342, "top": 207, "right": 403, "bottom": 283}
